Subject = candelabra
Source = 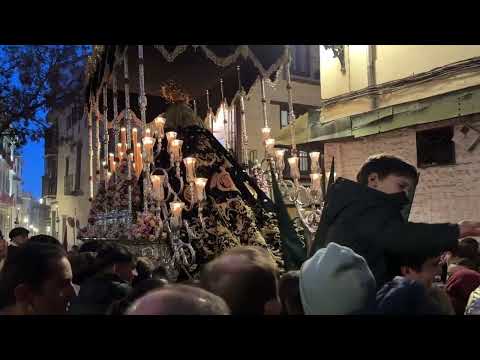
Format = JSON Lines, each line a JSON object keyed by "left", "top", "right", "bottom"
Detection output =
{"left": 141, "top": 118, "right": 206, "bottom": 271}
{"left": 258, "top": 132, "right": 336, "bottom": 239}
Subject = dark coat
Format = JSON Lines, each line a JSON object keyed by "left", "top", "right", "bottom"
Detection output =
{"left": 310, "top": 178, "right": 459, "bottom": 288}
{"left": 68, "top": 273, "right": 131, "bottom": 315}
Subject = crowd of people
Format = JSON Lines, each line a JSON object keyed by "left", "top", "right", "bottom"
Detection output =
{"left": 1, "top": 154, "right": 480, "bottom": 315}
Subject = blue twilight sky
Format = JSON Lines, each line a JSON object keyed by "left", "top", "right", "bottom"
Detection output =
{"left": 21, "top": 139, "right": 44, "bottom": 200}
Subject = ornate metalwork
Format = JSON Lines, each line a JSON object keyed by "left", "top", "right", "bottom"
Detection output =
{"left": 324, "top": 45, "right": 346, "bottom": 73}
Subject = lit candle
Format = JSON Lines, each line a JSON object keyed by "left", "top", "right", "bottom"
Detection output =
{"left": 107, "top": 171, "right": 112, "bottom": 184}
{"left": 136, "top": 153, "right": 143, "bottom": 177}
{"left": 265, "top": 138, "right": 275, "bottom": 157}
{"left": 145, "top": 128, "right": 151, "bottom": 138}
{"left": 102, "top": 160, "right": 107, "bottom": 168}
{"left": 135, "top": 142, "right": 141, "bottom": 167}
{"left": 195, "top": 178, "right": 208, "bottom": 202}
{"left": 171, "top": 139, "right": 183, "bottom": 162}
{"left": 132, "top": 128, "right": 138, "bottom": 149}
{"left": 154, "top": 116, "right": 166, "bottom": 138}
{"left": 170, "top": 201, "right": 185, "bottom": 227}
{"left": 310, "top": 173, "right": 321, "bottom": 191}
{"left": 120, "top": 127, "right": 127, "bottom": 152}
{"left": 183, "top": 157, "right": 197, "bottom": 183}
{"left": 261, "top": 127, "right": 271, "bottom": 142}
{"left": 310, "top": 152, "right": 321, "bottom": 174}
{"left": 151, "top": 175, "right": 165, "bottom": 201}
{"left": 112, "top": 161, "right": 117, "bottom": 173}
{"left": 275, "top": 149, "right": 286, "bottom": 174}
{"left": 166, "top": 131, "right": 177, "bottom": 152}
{"left": 117, "top": 143, "right": 123, "bottom": 159}
{"left": 109, "top": 153, "right": 114, "bottom": 172}
{"left": 142, "top": 136, "right": 154, "bottom": 163}
{"left": 288, "top": 156, "right": 300, "bottom": 180}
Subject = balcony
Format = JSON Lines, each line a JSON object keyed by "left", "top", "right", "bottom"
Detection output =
{"left": 42, "top": 176, "right": 57, "bottom": 197}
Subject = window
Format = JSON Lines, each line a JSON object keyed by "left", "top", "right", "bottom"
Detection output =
{"left": 416, "top": 126, "right": 456, "bottom": 168}
{"left": 280, "top": 108, "right": 289, "bottom": 129}
{"left": 299, "top": 151, "right": 309, "bottom": 174}
{"left": 75, "top": 143, "right": 82, "bottom": 192}
{"left": 288, "top": 45, "right": 320, "bottom": 82}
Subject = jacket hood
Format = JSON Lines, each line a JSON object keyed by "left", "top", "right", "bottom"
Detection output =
{"left": 323, "top": 178, "right": 410, "bottom": 224}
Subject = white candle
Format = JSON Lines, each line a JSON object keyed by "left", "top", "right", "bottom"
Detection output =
{"left": 183, "top": 157, "right": 197, "bottom": 183}
{"left": 166, "top": 131, "right": 177, "bottom": 153}
{"left": 275, "top": 149, "right": 286, "bottom": 173}
{"left": 112, "top": 161, "right": 117, "bottom": 173}
{"left": 261, "top": 127, "right": 271, "bottom": 142}
{"left": 326, "top": 172, "right": 337, "bottom": 181}
{"left": 120, "top": 127, "right": 127, "bottom": 152}
{"left": 107, "top": 171, "right": 112, "bottom": 185}
{"left": 310, "top": 152, "right": 321, "bottom": 174}
{"left": 265, "top": 138, "right": 275, "bottom": 157}
{"left": 171, "top": 139, "right": 183, "bottom": 162}
{"left": 145, "top": 128, "right": 151, "bottom": 138}
{"left": 132, "top": 128, "right": 138, "bottom": 150}
{"left": 154, "top": 116, "right": 166, "bottom": 138}
{"left": 170, "top": 201, "right": 185, "bottom": 227}
{"left": 109, "top": 153, "right": 115, "bottom": 173}
{"left": 142, "top": 136, "right": 154, "bottom": 163}
{"left": 194, "top": 177, "right": 208, "bottom": 202}
{"left": 117, "top": 143, "right": 123, "bottom": 159}
{"left": 288, "top": 156, "right": 300, "bottom": 180}
{"left": 151, "top": 175, "right": 165, "bottom": 201}
{"left": 310, "top": 173, "right": 321, "bottom": 191}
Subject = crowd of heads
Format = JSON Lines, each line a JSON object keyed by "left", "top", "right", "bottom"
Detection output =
{"left": 1, "top": 154, "right": 480, "bottom": 315}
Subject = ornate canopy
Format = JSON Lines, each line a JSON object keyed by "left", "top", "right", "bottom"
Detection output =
{"left": 85, "top": 45, "right": 289, "bottom": 121}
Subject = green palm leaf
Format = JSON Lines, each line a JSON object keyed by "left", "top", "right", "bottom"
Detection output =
{"left": 269, "top": 162, "right": 307, "bottom": 270}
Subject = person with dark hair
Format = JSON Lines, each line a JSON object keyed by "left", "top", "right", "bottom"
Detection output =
{"left": 200, "top": 246, "right": 281, "bottom": 315}
{"left": 310, "top": 154, "right": 480, "bottom": 288}
{"left": 107, "top": 278, "right": 168, "bottom": 315}
{"left": 398, "top": 253, "right": 442, "bottom": 289}
{"left": 7, "top": 227, "right": 30, "bottom": 260}
{"left": 278, "top": 271, "right": 303, "bottom": 315}
{"left": 132, "top": 257, "right": 154, "bottom": 288}
{"left": 9, "top": 227, "right": 29, "bottom": 246}
{"left": 78, "top": 239, "right": 105, "bottom": 254}
{"left": 152, "top": 265, "right": 168, "bottom": 281}
{"left": 126, "top": 284, "right": 230, "bottom": 315}
{"left": 68, "top": 243, "right": 135, "bottom": 315}
{"left": 376, "top": 276, "right": 452, "bottom": 315}
{"left": 29, "top": 234, "right": 62, "bottom": 247}
{"left": 0, "top": 242, "right": 75, "bottom": 315}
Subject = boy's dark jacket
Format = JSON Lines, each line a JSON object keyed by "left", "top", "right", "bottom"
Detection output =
{"left": 310, "top": 178, "right": 459, "bottom": 288}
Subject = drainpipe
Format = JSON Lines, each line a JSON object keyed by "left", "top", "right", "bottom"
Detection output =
{"left": 367, "top": 45, "right": 378, "bottom": 109}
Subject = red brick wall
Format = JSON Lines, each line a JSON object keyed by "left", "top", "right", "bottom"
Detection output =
{"left": 324, "top": 118, "right": 480, "bottom": 224}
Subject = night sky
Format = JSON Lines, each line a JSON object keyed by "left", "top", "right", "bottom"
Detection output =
{"left": 21, "top": 139, "right": 44, "bottom": 199}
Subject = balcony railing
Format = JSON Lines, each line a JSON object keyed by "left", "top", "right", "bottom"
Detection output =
{"left": 42, "top": 176, "right": 57, "bottom": 197}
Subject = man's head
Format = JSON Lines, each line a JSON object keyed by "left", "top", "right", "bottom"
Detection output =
{"left": 96, "top": 243, "right": 136, "bottom": 284}
{"left": 279, "top": 271, "right": 303, "bottom": 315}
{"left": 455, "top": 238, "right": 479, "bottom": 260}
{"left": 9, "top": 227, "right": 29, "bottom": 246}
{"left": 300, "top": 243, "right": 376, "bottom": 315}
{"left": 357, "top": 154, "right": 418, "bottom": 195}
{"left": 29, "top": 234, "right": 61, "bottom": 247}
{"left": 126, "top": 284, "right": 230, "bottom": 315}
{"left": 0, "top": 242, "right": 75, "bottom": 315}
{"left": 399, "top": 254, "right": 441, "bottom": 289}
{"left": 200, "top": 246, "right": 281, "bottom": 315}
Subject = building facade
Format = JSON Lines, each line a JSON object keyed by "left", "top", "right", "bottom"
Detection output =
{"left": 289, "top": 45, "right": 480, "bottom": 224}
{"left": 47, "top": 101, "right": 90, "bottom": 248}
{"left": 0, "top": 136, "right": 22, "bottom": 237}
{"left": 212, "top": 45, "right": 322, "bottom": 167}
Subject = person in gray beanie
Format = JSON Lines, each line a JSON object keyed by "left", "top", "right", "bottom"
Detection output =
{"left": 300, "top": 243, "right": 377, "bottom": 315}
